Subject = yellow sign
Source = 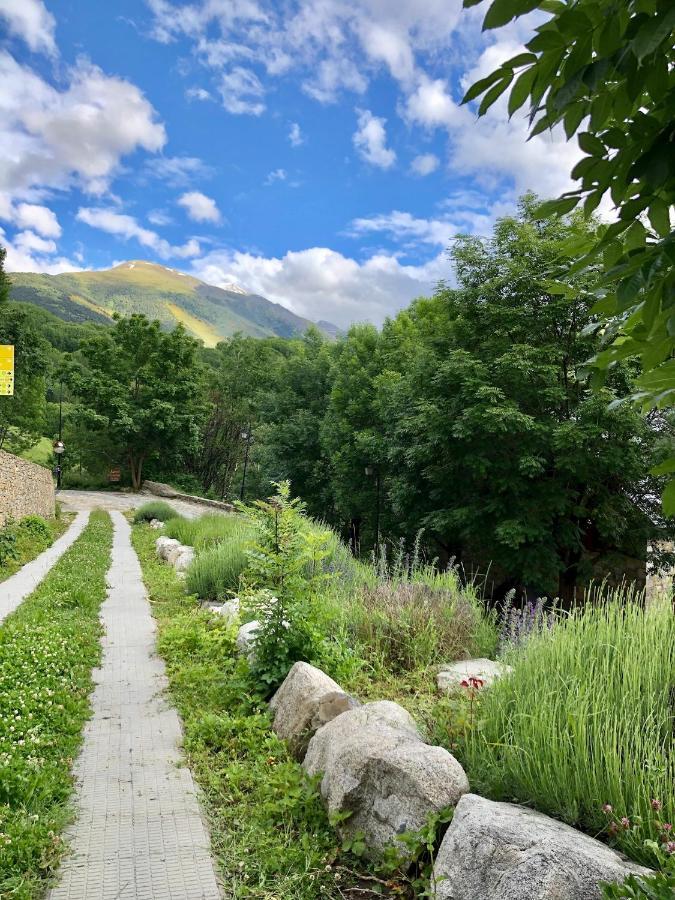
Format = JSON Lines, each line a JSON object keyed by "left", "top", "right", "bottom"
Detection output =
{"left": 0, "top": 345, "right": 14, "bottom": 396}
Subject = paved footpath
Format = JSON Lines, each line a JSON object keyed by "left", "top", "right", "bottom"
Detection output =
{"left": 0, "top": 511, "right": 90, "bottom": 625}
{"left": 48, "top": 510, "right": 221, "bottom": 900}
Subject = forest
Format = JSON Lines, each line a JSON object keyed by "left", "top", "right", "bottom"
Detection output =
{"left": 2, "top": 195, "right": 674, "bottom": 602}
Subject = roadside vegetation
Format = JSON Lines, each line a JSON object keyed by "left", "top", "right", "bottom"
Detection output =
{"left": 0, "top": 511, "right": 71, "bottom": 584}
{"left": 135, "top": 488, "right": 674, "bottom": 895}
{"left": 0, "top": 510, "right": 113, "bottom": 900}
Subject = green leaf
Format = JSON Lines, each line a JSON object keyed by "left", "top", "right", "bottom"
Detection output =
{"left": 661, "top": 478, "right": 675, "bottom": 518}
{"left": 534, "top": 197, "right": 580, "bottom": 219}
{"left": 564, "top": 102, "right": 586, "bottom": 138}
{"left": 651, "top": 458, "right": 675, "bottom": 477}
{"left": 478, "top": 72, "right": 514, "bottom": 116}
{"left": 508, "top": 66, "right": 537, "bottom": 116}
{"left": 462, "top": 68, "right": 507, "bottom": 104}
{"left": 632, "top": 8, "right": 675, "bottom": 61}
{"left": 648, "top": 198, "right": 672, "bottom": 238}
{"left": 578, "top": 132, "right": 606, "bottom": 157}
{"left": 527, "top": 29, "right": 566, "bottom": 51}
{"left": 463, "top": 0, "right": 484, "bottom": 7}
{"left": 501, "top": 52, "right": 538, "bottom": 68}
{"left": 482, "top": 0, "right": 542, "bottom": 30}
{"left": 625, "top": 220, "right": 647, "bottom": 252}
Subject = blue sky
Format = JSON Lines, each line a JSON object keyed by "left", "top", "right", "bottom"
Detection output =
{"left": 0, "top": 0, "right": 579, "bottom": 328}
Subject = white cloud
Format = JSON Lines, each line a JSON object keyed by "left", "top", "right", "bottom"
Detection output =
{"left": 177, "top": 190, "right": 221, "bottom": 223}
{"left": 144, "top": 155, "right": 211, "bottom": 186}
{"left": 1, "top": 226, "right": 79, "bottom": 275}
{"left": 264, "top": 168, "right": 287, "bottom": 185}
{"left": 185, "top": 86, "right": 212, "bottom": 101}
{"left": 14, "top": 202, "right": 61, "bottom": 237}
{"left": 77, "top": 207, "right": 201, "bottom": 259}
{"left": 403, "top": 75, "right": 467, "bottom": 130}
{"left": 0, "top": 53, "right": 166, "bottom": 202}
{"left": 410, "top": 153, "right": 439, "bottom": 176}
{"left": 219, "top": 66, "right": 265, "bottom": 115}
{"left": 302, "top": 57, "right": 367, "bottom": 104}
{"left": 288, "top": 122, "right": 304, "bottom": 146}
{"left": 0, "top": 0, "right": 56, "bottom": 56}
{"left": 353, "top": 109, "right": 396, "bottom": 169}
{"left": 148, "top": 208, "right": 173, "bottom": 226}
{"left": 350, "top": 210, "right": 455, "bottom": 247}
{"left": 191, "top": 245, "right": 448, "bottom": 328}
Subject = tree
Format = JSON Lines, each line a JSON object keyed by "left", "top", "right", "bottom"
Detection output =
{"left": 0, "top": 249, "right": 49, "bottom": 452}
{"left": 68, "top": 314, "right": 202, "bottom": 489}
{"left": 379, "top": 200, "right": 673, "bottom": 601}
{"left": 463, "top": 0, "right": 675, "bottom": 508}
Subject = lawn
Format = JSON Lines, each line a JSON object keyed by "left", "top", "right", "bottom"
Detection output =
{"left": 0, "top": 510, "right": 113, "bottom": 900}
{"left": 0, "top": 512, "right": 73, "bottom": 584}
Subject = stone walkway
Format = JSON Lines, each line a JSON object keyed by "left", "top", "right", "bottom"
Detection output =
{"left": 48, "top": 510, "right": 221, "bottom": 900}
{"left": 0, "top": 511, "right": 90, "bottom": 625}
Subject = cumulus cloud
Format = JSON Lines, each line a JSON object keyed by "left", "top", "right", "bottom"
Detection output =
{"left": 0, "top": 52, "right": 166, "bottom": 202}
{"left": 219, "top": 66, "right": 265, "bottom": 115}
{"left": 349, "top": 210, "right": 456, "bottom": 247}
{"left": 0, "top": 201, "right": 62, "bottom": 237}
{"left": 353, "top": 109, "right": 396, "bottom": 169}
{"left": 77, "top": 207, "right": 201, "bottom": 259}
{"left": 190, "top": 245, "right": 448, "bottom": 328}
{"left": 1, "top": 226, "right": 79, "bottom": 275}
{"left": 410, "top": 153, "right": 439, "bottom": 176}
{"left": 177, "top": 191, "right": 221, "bottom": 223}
{"left": 0, "top": 0, "right": 56, "bottom": 56}
{"left": 288, "top": 122, "right": 304, "bottom": 146}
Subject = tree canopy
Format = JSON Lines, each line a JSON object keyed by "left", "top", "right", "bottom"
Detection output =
{"left": 463, "top": 0, "right": 674, "bottom": 508}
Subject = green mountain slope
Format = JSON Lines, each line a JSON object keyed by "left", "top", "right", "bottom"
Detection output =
{"left": 8, "top": 260, "right": 330, "bottom": 345}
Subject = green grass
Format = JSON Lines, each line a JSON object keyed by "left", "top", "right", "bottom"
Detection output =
{"left": 132, "top": 500, "right": 180, "bottom": 524}
{"left": 461, "top": 590, "right": 675, "bottom": 866}
{"left": 20, "top": 437, "right": 53, "bottom": 468}
{"left": 131, "top": 522, "right": 374, "bottom": 899}
{"left": 164, "top": 513, "right": 252, "bottom": 550}
{"left": 0, "top": 510, "right": 113, "bottom": 899}
{"left": 0, "top": 514, "right": 72, "bottom": 585}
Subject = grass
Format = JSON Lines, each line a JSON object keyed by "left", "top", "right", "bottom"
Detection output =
{"left": 20, "top": 437, "right": 53, "bottom": 468}
{"left": 461, "top": 588, "right": 675, "bottom": 866}
{"left": 0, "top": 510, "right": 113, "bottom": 899}
{"left": 132, "top": 500, "right": 180, "bottom": 524}
{"left": 0, "top": 513, "right": 72, "bottom": 584}
{"left": 131, "top": 522, "right": 378, "bottom": 898}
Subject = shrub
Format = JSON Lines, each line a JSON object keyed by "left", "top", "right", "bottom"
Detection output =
{"left": 163, "top": 515, "right": 198, "bottom": 544}
{"left": 352, "top": 577, "right": 492, "bottom": 673}
{"left": 132, "top": 501, "right": 180, "bottom": 524}
{"left": 462, "top": 590, "right": 675, "bottom": 865}
{"left": 185, "top": 539, "right": 249, "bottom": 601}
{"left": 0, "top": 521, "right": 19, "bottom": 567}
{"left": 19, "top": 514, "right": 51, "bottom": 542}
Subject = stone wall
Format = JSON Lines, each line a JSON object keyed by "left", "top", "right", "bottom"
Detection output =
{"left": 0, "top": 449, "right": 55, "bottom": 527}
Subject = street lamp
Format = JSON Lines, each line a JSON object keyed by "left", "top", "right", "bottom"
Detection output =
{"left": 53, "top": 440, "right": 65, "bottom": 490}
{"left": 240, "top": 427, "right": 252, "bottom": 501}
{"left": 365, "top": 464, "right": 381, "bottom": 550}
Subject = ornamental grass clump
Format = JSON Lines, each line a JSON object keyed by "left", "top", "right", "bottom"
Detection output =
{"left": 185, "top": 538, "right": 250, "bottom": 601}
{"left": 463, "top": 587, "right": 675, "bottom": 866}
{"left": 133, "top": 500, "right": 179, "bottom": 524}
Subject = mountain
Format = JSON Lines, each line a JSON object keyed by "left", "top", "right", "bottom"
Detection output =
{"left": 8, "top": 260, "right": 335, "bottom": 345}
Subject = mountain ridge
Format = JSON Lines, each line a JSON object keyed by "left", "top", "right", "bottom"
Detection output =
{"left": 8, "top": 260, "right": 337, "bottom": 345}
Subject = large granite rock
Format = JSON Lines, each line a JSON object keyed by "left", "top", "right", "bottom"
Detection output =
{"left": 304, "top": 701, "right": 469, "bottom": 857}
{"left": 270, "top": 662, "right": 359, "bottom": 756}
{"left": 205, "top": 597, "right": 240, "bottom": 624}
{"left": 433, "top": 794, "right": 651, "bottom": 899}
{"left": 156, "top": 536, "right": 180, "bottom": 560}
{"left": 236, "top": 620, "right": 260, "bottom": 662}
{"left": 437, "top": 658, "right": 512, "bottom": 692}
{"left": 171, "top": 546, "right": 195, "bottom": 571}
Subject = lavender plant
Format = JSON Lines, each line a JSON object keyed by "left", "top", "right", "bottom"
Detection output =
{"left": 498, "top": 590, "right": 556, "bottom": 653}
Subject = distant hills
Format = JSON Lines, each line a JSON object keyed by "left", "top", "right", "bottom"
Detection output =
{"left": 8, "top": 260, "right": 337, "bottom": 345}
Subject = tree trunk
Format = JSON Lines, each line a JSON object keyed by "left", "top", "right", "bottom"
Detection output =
{"left": 349, "top": 517, "right": 361, "bottom": 556}
{"left": 129, "top": 452, "right": 145, "bottom": 491}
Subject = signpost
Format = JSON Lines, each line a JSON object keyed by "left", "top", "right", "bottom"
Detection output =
{"left": 0, "top": 345, "right": 14, "bottom": 396}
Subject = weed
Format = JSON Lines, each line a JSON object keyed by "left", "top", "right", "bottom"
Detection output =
{"left": 132, "top": 501, "right": 180, "bottom": 524}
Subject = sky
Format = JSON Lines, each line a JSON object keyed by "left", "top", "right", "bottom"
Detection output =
{"left": 0, "top": 0, "right": 582, "bottom": 329}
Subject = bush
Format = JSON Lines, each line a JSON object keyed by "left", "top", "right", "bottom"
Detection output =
{"left": 0, "top": 521, "right": 19, "bottom": 567}
{"left": 162, "top": 515, "right": 198, "bottom": 544}
{"left": 185, "top": 539, "right": 249, "bottom": 601}
{"left": 351, "top": 574, "right": 495, "bottom": 673}
{"left": 133, "top": 501, "right": 180, "bottom": 524}
{"left": 19, "top": 514, "right": 51, "bottom": 542}
{"left": 462, "top": 590, "right": 675, "bottom": 865}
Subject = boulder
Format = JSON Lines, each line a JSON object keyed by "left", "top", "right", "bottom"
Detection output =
{"left": 237, "top": 620, "right": 260, "bottom": 662}
{"left": 156, "top": 536, "right": 180, "bottom": 560}
{"left": 171, "top": 547, "right": 195, "bottom": 571}
{"left": 149, "top": 518, "right": 163, "bottom": 529}
{"left": 304, "top": 701, "right": 469, "bottom": 856}
{"left": 433, "top": 794, "right": 651, "bottom": 900}
{"left": 437, "top": 658, "right": 512, "bottom": 692}
{"left": 269, "top": 662, "right": 359, "bottom": 756}
{"left": 205, "top": 597, "right": 240, "bottom": 624}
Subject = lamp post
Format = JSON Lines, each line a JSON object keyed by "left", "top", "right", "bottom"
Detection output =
{"left": 240, "top": 427, "right": 252, "bottom": 501}
{"left": 53, "top": 379, "right": 65, "bottom": 489}
{"left": 365, "top": 464, "right": 381, "bottom": 550}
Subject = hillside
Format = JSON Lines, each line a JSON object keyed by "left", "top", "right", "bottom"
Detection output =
{"left": 8, "top": 261, "right": 332, "bottom": 345}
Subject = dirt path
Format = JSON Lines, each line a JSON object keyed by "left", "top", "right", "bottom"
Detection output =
{"left": 57, "top": 489, "right": 217, "bottom": 520}
{"left": 48, "top": 510, "right": 221, "bottom": 900}
{"left": 0, "top": 511, "right": 90, "bottom": 625}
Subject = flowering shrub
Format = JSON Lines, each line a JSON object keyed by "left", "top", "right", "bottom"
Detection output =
{"left": 498, "top": 590, "right": 555, "bottom": 652}
{"left": 600, "top": 800, "right": 675, "bottom": 898}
